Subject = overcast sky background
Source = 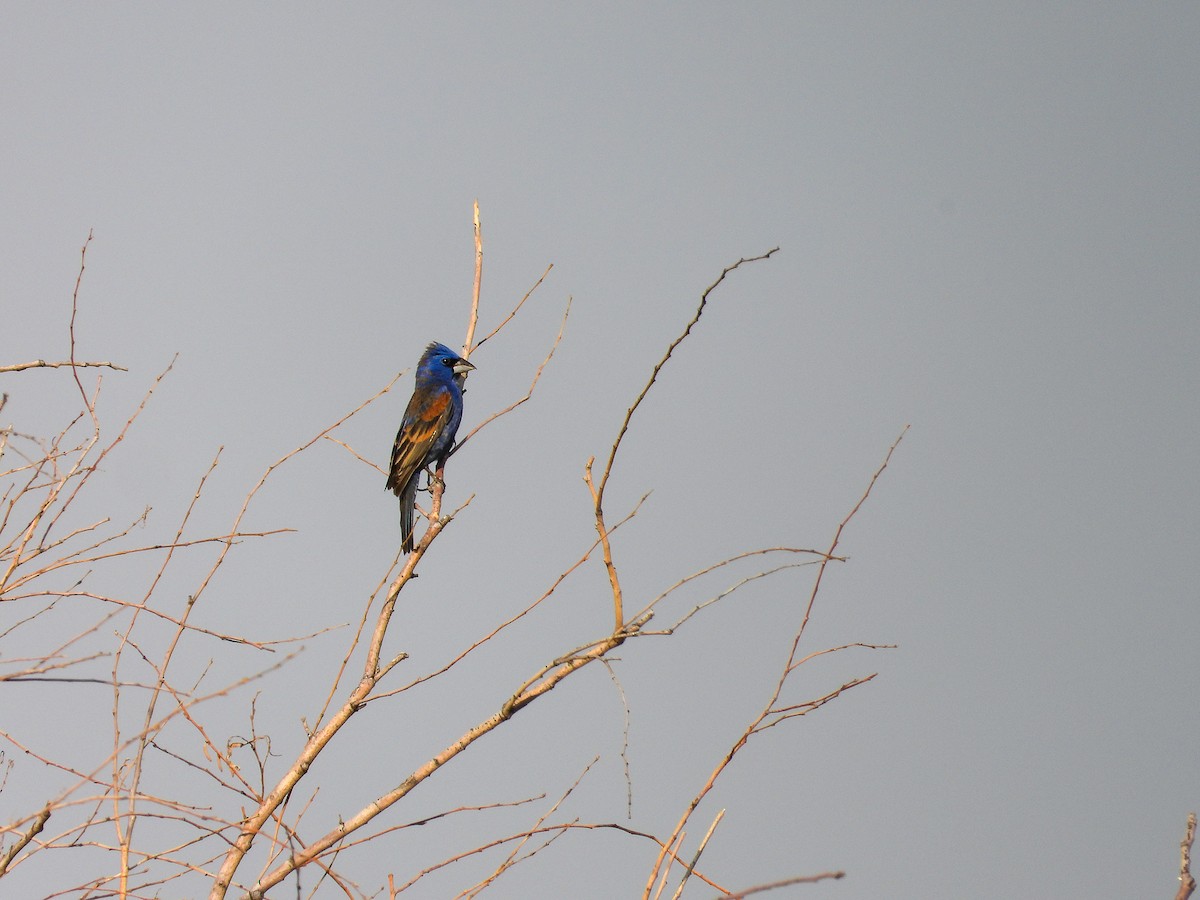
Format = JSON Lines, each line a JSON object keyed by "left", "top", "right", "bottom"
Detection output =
{"left": 2, "top": 5, "right": 1198, "bottom": 899}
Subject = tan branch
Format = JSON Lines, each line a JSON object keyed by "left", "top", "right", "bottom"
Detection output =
{"left": 642, "top": 430, "right": 905, "bottom": 897}
{"left": 0, "top": 360, "right": 128, "bottom": 374}
{"left": 0, "top": 804, "right": 50, "bottom": 876}
{"left": 668, "top": 808, "right": 724, "bottom": 900}
{"left": 595, "top": 248, "right": 778, "bottom": 508}
{"left": 69, "top": 229, "right": 98, "bottom": 423}
{"left": 325, "top": 795, "right": 547, "bottom": 854}
{"left": 210, "top": 404, "right": 458, "bottom": 897}
{"left": 369, "top": 487, "right": 646, "bottom": 706}
{"left": 710, "top": 870, "right": 846, "bottom": 898}
{"left": 390, "top": 820, "right": 726, "bottom": 896}
{"left": 591, "top": 248, "right": 779, "bottom": 635}
{"left": 454, "top": 295, "right": 570, "bottom": 454}
{"left": 471, "top": 262, "right": 554, "bottom": 352}
{"left": 39, "top": 356, "right": 177, "bottom": 553}
{"left": 1178, "top": 812, "right": 1197, "bottom": 900}
{"left": 463, "top": 199, "right": 482, "bottom": 358}
{"left": 461, "top": 758, "right": 599, "bottom": 896}
{"left": 242, "top": 614, "right": 650, "bottom": 897}
{"left": 584, "top": 458, "right": 625, "bottom": 631}
{"left": 769, "top": 426, "right": 908, "bottom": 707}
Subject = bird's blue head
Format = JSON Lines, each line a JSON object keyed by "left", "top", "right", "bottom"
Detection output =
{"left": 417, "top": 342, "right": 476, "bottom": 385}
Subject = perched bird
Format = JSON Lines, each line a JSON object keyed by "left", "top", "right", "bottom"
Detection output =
{"left": 386, "top": 342, "right": 476, "bottom": 552}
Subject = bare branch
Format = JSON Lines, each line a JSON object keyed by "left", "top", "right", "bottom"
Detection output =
{"left": 0, "top": 804, "right": 50, "bottom": 876}
{"left": 601, "top": 658, "right": 635, "bottom": 820}
{"left": 709, "top": 871, "right": 846, "bottom": 898}
{"left": 596, "top": 248, "right": 779, "bottom": 508}
{"left": 769, "top": 425, "right": 909, "bottom": 707}
{"left": 454, "top": 294, "right": 570, "bottom": 454}
{"left": 471, "top": 262, "right": 554, "bottom": 352}
{"left": 584, "top": 457, "right": 625, "bottom": 631}
{"left": 669, "top": 808, "right": 724, "bottom": 900}
{"left": 459, "top": 758, "right": 599, "bottom": 897}
{"left": 0, "top": 360, "right": 128, "bottom": 374}
{"left": 241, "top": 600, "right": 653, "bottom": 896}
{"left": 369, "top": 489, "right": 647, "bottom": 705}
{"left": 389, "top": 820, "right": 727, "bottom": 896}
{"left": 69, "top": 229, "right": 98, "bottom": 422}
{"left": 1178, "top": 812, "right": 1197, "bottom": 900}
{"left": 463, "top": 199, "right": 482, "bottom": 359}
{"left": 642, "top": 429, "right": 905, "bottom": 898}
{"left": 326, "top": 795, "right": 548, "bottom": 856}
{"left": 7, "top": 234, "right": 894, "bottom": 898}
{"left": 645, "top": 561, "right": 818, "bottom": 636}
{"left": 591, "top": 248, "right": 779, "bottom": 634}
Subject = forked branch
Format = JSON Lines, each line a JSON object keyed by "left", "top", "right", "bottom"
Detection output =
{"left": 642, "top": 428, "right": 906, "bottom": 898}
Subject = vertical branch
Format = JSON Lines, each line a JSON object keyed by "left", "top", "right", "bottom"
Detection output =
{"left": 462, "top": 200, "right": 482, "bottom": 361}
{"left": 69, "top": 229, "right": 97, "bottom": 424}
{"left": 1179, "top": 812, "right": 1197, "bottom": 900}
{"left": 584, "top": 459, "right": 624, "bottom": 633}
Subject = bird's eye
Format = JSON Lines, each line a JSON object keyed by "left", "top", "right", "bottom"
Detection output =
{"left": 443, "top": 357, "right": 454, "bottom": 367}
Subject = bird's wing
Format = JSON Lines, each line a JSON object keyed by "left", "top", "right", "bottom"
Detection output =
{"left": 386, "top": 387, "right": 454, "bottom": 495}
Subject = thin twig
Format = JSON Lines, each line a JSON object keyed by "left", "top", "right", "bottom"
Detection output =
{"left": 454, "top": 295, "right": 570, "bottom": 454}
{"left": 601, "top": 658, "right": 635, "bottom": 820}
{"left": 459, "top": 758, "right": 599, "bottom": 897}
{"left": 471, "top": 263, "right": 554, "bottom": 352}
{"left": 710, "top": 871, "right": 846, "bottom": 898}
{"left": 595, "top": 248, "right": 779, "bottom": 507}
{"left": 69, "top": 229, "right": 96, "bottom": 422}
{"left": 390, "top": 821, "right": 727, "bottom": 896}
{"left": 641, "top": 429, "right": 904, "bottom": 898}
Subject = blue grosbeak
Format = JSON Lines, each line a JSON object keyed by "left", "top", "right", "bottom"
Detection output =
{"left": 387, "top": 342, "right": 475, "bottom": 552}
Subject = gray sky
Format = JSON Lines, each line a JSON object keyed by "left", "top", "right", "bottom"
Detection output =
{"left": 3, "top": 4, "right": 1198, "bottom": 898}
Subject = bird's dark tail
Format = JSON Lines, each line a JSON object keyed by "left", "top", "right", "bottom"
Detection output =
{"left": 400, "top": 477, "right": 418, "bottom": 553}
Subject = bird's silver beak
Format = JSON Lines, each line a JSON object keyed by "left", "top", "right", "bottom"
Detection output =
{"left": 453, "top": 358, "right": 476, "bottom": 376}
